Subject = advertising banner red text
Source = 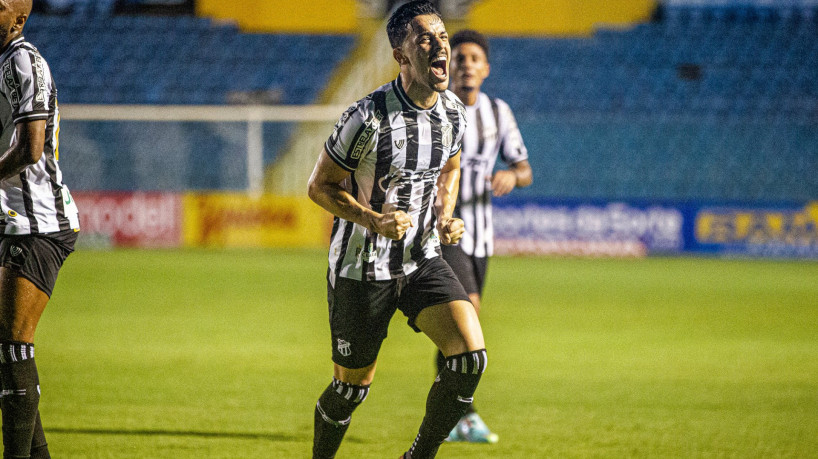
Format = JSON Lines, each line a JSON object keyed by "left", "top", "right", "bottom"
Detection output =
{"left": 73, "top": 192, "right": 184, "bottom": 248}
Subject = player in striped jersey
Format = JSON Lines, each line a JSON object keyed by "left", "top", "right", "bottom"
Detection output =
{"left": 0, "top": 1, "right": 79, "bottom": 457}
{"left": 439, "top": 29, "right": 533, "bottom": 444}
{"left": 308, "top": 2, "right": 488, "bottom": 458}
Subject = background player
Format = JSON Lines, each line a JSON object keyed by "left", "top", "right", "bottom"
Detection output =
{"left": 439, "top": 28, "right": 533, "bottom": 444}
{"left": 0, "top": 1, "right": 80, "bottom": 458}
{"left": 307, "top": 2, "right": 488, "bottom": 458}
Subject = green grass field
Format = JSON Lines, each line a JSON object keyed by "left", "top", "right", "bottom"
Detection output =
{"left": 34, "top": 249, "right": 818, "bottom": 458}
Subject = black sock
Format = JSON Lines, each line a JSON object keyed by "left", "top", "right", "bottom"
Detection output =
{"left": 30, "top": 410, "right": 49, "bottom": 459}
{"left": 435, "top": 350, "right": 445, "bottom": 375}
{"left": 436, "top": 350, "right": 476, "bottom": 416}
{"left": 406, "top": 349, "right": 488, "bottom": 459}
{"left": 313, "top": 378, "right": 370, "bottom": 459}
{"left": 0, "top": 341, "right": 40, "bottom": 459}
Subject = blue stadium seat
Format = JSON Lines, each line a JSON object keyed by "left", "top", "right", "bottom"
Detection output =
{"left": 482, "top": 3, "right": 818, "bottom": 202}
{"left": 26, "top": 6, "right": 818, "bottom": 201}
{"left": 23, "top": 15, "right": 355, "bottom": 106}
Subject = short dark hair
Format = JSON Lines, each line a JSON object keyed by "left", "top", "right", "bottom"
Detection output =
{"left": 386, "top": 1, "right": 442, "bottom": 49}
{"left": 450, "top": 29, "right": 489, "bottom": 60}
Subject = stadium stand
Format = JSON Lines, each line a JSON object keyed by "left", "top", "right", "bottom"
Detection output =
{"left": 23, "top": 15, "right": 355, "bottom": 105}
{"left": 483, "top": 4, "right": 818, "bottom": 202}
{"left": 23, "top": 3, "right": 816, "bottom": 201}
{"left": 21, "top": 13, "right": 355, "bottom": 191}
{"left": 486, "top": 6, "right": 818, "bottom": 121}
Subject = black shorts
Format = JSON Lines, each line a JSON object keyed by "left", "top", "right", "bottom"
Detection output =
{"left": 441, "top": 244, "right": 488, "bottom": 296}
{"left": 326, "top": 256, "right": 470, "bottom": 369}
{"left": 0, "top": 229, "right": 78, "bottom": 297}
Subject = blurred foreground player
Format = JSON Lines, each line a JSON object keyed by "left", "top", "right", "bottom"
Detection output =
{"left": 439, "top": 29, "right": 532, "bottom": 444}
{"left": 0, "top": 1, "right": 80, "bottom": 457}
{"left": 307, "top": 2, "right": 487, "bottom": 458}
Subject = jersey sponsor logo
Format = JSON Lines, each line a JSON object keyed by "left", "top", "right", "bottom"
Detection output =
{"left": 337, "top": 338, "right": 352, "bottom": 357}
{"left": 430, "top": 231, "right": 440, "bottom": 247}
{"left": 445, "top": 98, "right": 466, "bottom": 119}
{"left": 329, "top": 106, "right": 356, "bottom": 148}
{"left": 350, "top": 117, "right": 379, "bottom": 160}
{"left": 443, "top": 97, "right": 461, "bottom": 113}
{"left": 441, "top": 123, "right": 453, "bottom": 148}
{"left": 361, "top": 241, "right": 376, "bottom": 262}
{"left": 377, "top": 169, "right": 441, "bottom": 192}
{"left": 373, "top": 106, "right": 385, "bottom": 124}
{"left": 339, "top": 106, "right": 354, "bottom": 125}
{"left": 464, "top": 157, "right": 490, "bottom": 169}
{"left": 2, "top": 62, "right": 20, "bottom": 107}
{"left": 481, "top": 127, "right": 498, "bottom": 142}
{"left": 32, "top": 54, "right": 47, "bottom": 105}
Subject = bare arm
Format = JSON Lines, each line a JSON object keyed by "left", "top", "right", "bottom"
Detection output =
{"left": 0, "top": 120, "right": 46, "bottom": 181}
{"left": 435, "top": 151, "right": 465, "bottom": 245}
{"left": 308, "top": 147, "right": 413, "bottom": 240}
{"left": 491, "top": 159, "right": 533, "bottom": 197}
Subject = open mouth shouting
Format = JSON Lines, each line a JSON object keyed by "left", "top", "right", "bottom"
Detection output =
{"left": 430, "top": 54, "right": 448, "bottom": 82}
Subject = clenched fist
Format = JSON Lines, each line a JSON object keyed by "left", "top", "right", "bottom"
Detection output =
{"left": 375, "top": 210, "right": 414, "bottom": 240}
{"left": 437, "top": 217, "right": 465, "bottom": 245}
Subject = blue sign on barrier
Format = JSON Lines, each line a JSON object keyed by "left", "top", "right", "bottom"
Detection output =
{"left": 492, "top": 198, "right": 818, "bottom": 259}
{"left": 492, "top": 198, "right": 684, "bottom": 257}
{"left": 689, "top": 202, "right": 818, "bottom": 258}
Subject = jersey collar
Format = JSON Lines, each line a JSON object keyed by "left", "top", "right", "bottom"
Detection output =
{"left": 0, "top": 36, "right": 24, "bottom": 61}
{"left": 393, "top": 74, "right": 439, "bottom": 112}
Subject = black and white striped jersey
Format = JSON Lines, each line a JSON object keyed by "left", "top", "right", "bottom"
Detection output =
{"left": 454, "top": 92, "right": 528, "bottom": 258}
{"left": 0, "top": 37, "right": 79, "bottom": 235}
{"left": 324, "top": 75, "right": 466, "bottom": 285}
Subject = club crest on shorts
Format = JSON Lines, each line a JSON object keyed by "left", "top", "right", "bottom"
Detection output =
{"left": 441, "top": 124, "right": 453, "bottom": 149}
{"left": 9, "top": 245, "right": 22, "bottom": 257}
{"left": 337, "top": 339, "right": 352, "bottom": 357}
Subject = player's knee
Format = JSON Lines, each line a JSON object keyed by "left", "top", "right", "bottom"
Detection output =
{"left": 328, "top": 377, "right": 371, "bottom": 406}
{"left": 315, "top": 378, "right": 371, "bottom": 427}
{"left": 468, "top": 293, "right": 481, "bottom": 314}
{"left": 443, "top": 348, "right": 487, "bottom": 376}
{"left": 440, "top": 348, "right": 487, "bottom": 399}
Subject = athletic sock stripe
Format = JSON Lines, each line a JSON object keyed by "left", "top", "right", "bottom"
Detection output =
{"left": 331, "top": 378, "right": 370, "bottom": 404}
{"left": 445, "top": 349, "right": 488, "bottom": 374}
{"left": 316, "top": 401, "right": 351, "bottom": 427}
{"left": 0, "top": 342, "right": 35, "bottom": 364}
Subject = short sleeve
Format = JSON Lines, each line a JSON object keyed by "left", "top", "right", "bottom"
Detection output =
{"left": 0, "top": 50, "right": 50, "bottom": 124}
{"left": 497, "top": 100, "right": 528, "bottom": 165}
{"left": 444, "top": 93, "right": 467, "bottom": 157}
{"left": 324, "top": 99, "right": 380, "bottom": 172}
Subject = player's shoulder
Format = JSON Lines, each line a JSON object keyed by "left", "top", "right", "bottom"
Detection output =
{"left": 1, "top": 38, "right": 41, "bottom": 64}
{"left": 338, "top": 90, "right": 386, "bottom": 128}
{"left": 439, "top": 89, "right": 467, "bottom": 122}
{"left": 441, "top": 89, "right": 466, "bottom": 111}
{"left": 0, "top": 38, "right": 45, "bottom": 80}
{"left": 484, "top": 93, "right": 512, "bottom": 113}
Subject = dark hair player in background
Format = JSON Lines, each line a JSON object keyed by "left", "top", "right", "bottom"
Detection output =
{"left": 439, "top": 28, "right": 533, "bottom": 444}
